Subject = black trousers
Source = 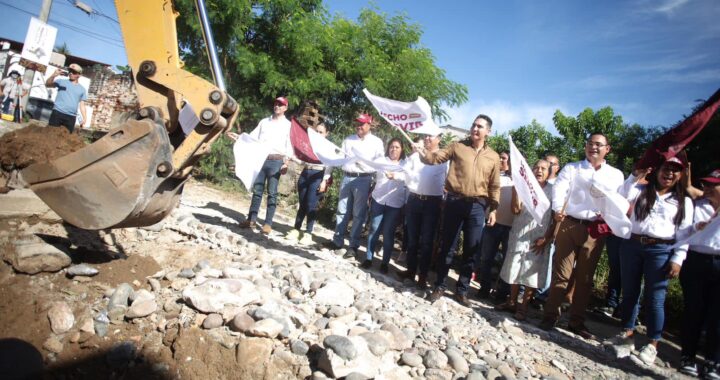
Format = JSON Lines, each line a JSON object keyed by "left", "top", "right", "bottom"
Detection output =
{"left": 48, "top": 110, "right": 77, "bottom": 133}
{"left": 680, "top": 250, "right": 720, "bottom": 362}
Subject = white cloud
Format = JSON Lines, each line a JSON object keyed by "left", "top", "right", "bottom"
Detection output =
{"left": 444, "top": 100, "right": 568, "bottom": 136}
{"left": 654, "top": 0, "right": 690, "bottom": 15}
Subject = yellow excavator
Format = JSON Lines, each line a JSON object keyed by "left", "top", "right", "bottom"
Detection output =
{"left": 21, "top": 0, "right": 239, "bottom": 230}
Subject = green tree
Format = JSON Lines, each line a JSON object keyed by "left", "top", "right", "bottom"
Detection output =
{"left": 54, "top": 42, "right": 71, "bottom": 55}
{"left": 488, "top": 120, "right": 569, "bottom": 167}
{"left": 173, "top": 0, "right": 467, "bottom": 183}
{"left": 553, "top": 107, "right": 625, "bottom": 163}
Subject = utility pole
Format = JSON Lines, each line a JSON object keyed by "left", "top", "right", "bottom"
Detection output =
{"left": 20, "top": 0, "right": 53, "bottom": 117}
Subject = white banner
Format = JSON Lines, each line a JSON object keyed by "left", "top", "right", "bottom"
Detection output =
{"left": 21, "top": 17, "right": 57, "bottom": 66}
{"left": 672, "top": 215, "right": 720, "bottom": 251}
{"left": 572, "top": 175, "right": 632, "bottom": 238}
{"left": 233, "top": 133, "right": 271, "bottom": 190}
{"left": 509, "top": 136, "right": 550, "bottom": 225}
{"left": 362, "top": 88, "right": 439, "bottom": 135}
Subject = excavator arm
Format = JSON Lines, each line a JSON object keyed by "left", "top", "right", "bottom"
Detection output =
{"left": 21, "top": 0, "right": 238, "bottom": 230}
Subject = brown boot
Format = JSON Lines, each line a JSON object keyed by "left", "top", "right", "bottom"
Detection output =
{"left": 261, "top": 224, "right": 272, "bottom": 234}
{"left": 239, "top": 220, "right": 254, "bottom": 228}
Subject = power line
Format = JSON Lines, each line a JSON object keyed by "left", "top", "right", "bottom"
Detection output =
{"left": 0, "top": 0, "right": 124, "bottom": 48}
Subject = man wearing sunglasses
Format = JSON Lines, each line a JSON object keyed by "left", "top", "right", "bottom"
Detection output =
{"left": 45, "top": 63, "right": 88, "bottom": 132}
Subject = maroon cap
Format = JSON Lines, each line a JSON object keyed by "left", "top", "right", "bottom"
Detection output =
{"left": 274, "top": 97, "right": 288, "bottom": 106}
{"left": 355, "top": 113, "right": 373, "bottom": 124}
{"left": 700, "top": 169, "right": 720, "bottom": 184}
{"left": 665, "top": 156, "right": 686, "bottom": 169}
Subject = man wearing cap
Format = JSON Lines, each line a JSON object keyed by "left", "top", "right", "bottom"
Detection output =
{"left": 46, "top": 63, "right": 88, "bottom": 132}
{"left": 416, "top": 114, "right": 501, "bottom": 307}
{"left": 400, "top": 125, "right": 448, "bottom": 289}
{"left": 539, "top": 132, "right": 625, "bottom": 339}
{"left": 239, "top": 96, "right": 292, "bottom": 234}
{"left": 332, "top": 113, "right": 385, "bottom": 257}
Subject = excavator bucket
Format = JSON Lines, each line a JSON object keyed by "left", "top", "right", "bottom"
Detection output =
{"left": 21, "top": 119, "right": 184, "bottom": 230}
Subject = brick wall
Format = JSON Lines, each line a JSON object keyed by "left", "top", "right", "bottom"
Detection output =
{"left": 86, "top": 70, "right": 139, "bottom": 130}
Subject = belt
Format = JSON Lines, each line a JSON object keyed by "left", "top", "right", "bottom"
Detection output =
{"left": 447, "top": 192, "right": 487, "bottom": 206}
{"left": 410, "top": 192, "right": 442, "bottom": 201}
{"left": 267, "top": 154, "right": 284, "bottom": 160}
{"left": 630, "top": 233, "right": 675, "bottom": 245}
{"left": 343, "top": 171, "right": 374, "bottom": 178}
{"left": 303, "top": 163, "right": 325, "bottom": 171}
{"left": 566, "top": 215, "right": 592, "bottom": 225}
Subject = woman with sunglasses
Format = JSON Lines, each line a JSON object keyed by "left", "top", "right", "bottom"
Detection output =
{"left": 607, "top": 156, "right": 693, "bottom": 367}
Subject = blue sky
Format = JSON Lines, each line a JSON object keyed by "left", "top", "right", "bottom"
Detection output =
{"left": 2, "top": 0, "right": 718, "bottom": 135}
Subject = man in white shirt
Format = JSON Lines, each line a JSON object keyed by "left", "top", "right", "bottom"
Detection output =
{"left": 239, "top": 96, "right": 292, "bottom": 234}
{"left": 399, "top": 124, "right": 448, "bottom": 289}
{"left": 332, "top": 113, "right": 385, "bottom": 257}
{"left": 540, "top": 132, "right": 625, "bottom": 339}
{"left": 475, "top": 151, "right": 514, "bottom": 301}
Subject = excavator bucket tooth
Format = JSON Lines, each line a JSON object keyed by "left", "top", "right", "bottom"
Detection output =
{"left": 21, "top": 119, "right": 183, "bottom": 230}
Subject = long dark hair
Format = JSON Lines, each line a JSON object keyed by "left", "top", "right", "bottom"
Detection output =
{"left": 633, "top": 160, "right": 686, "bottom": 226}
{"left": 385, "top": 137, "right": 406, "bottom": 160}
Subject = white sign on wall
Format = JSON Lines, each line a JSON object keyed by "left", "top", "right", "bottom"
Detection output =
{"left": 21, "top": 17, "right": 57, "bottom": 66}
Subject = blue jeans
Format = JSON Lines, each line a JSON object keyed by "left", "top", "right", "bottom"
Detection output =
{"left": 680, "top": 251, "right": 720, "bottom": 362}
{"left": 294, "top": 168, "right": 324, "bottom": 233}
{"left": 333, "top": 175, "right": 372, "bottom": 249}
{"left": 366, "top": 199, "right": 402, "bottom": 263}
{"left": 248, "top": 158, "right": 283, "bottom": 226}
{"left": 405, "top": 195, "right": 442, "bottom": 276}
{"left": 618, "top": 239, "right": 671, "bottom": 340}
{"left": 2, "top": 96, "right": 12, "bottom": 114}
{"left": 476, "top": 223, "right": 512, "bottom": 295}
{"left": 434, "top": 195, "right": 486, "bottom": 295}
{"left": 605, "top": 235, "right": 624, "bottom": 308}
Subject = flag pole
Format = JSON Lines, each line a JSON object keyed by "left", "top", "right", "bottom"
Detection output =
{"left": 550, "top": 179, "right": 576, "bottom": 243}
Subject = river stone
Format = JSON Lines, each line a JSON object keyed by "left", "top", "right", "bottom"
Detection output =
{"left": 248, "top": 318, "right": 284, "bottom": 338}
{"left": 126, "top": 299, "right": 157, "bottom": 319}
{"left": 401, "top": 352, "right": 423, "bottom": 367}
{"left": 423, "top": 349, "right": 448, "bottom": 369}
{"left": 5, "top": 235, "right": 71, "bottom": 274}
{"left": 108, "top": 283, "right": 134, "bottom": 310}
{"left": 66, "top": 264, "right": 99, "bottom": 277}
{"left": 423, "top": 368, "right": 453, "bottom": 380}
{"left": 313, "top": 279, "right": 354, "bottom": 307}
{"left": 230, "top": 312, "right": 255, "bottom": 332}
{"left": 323, "top": 335, "right": 357, "bottom": 361}
{"left": 47, "top": 301, "right": 74, "bottom": 334}
{"left": 445, "top": 348, "right": 470, "bottom": 374}
{"left": 360, "top": 332, "right": 389, "bottom": 356}
{"left": 291, "top": 339, "right": 309, "bottom": 355}
{"left": 203, "top": 313, "right": 224, "bottom": 329}
{"left": 182, "top": 279, "right": 260, "bottom": 313}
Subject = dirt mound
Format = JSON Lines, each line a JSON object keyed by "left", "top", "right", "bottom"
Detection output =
{"left": 0, "top": 123, "right": 86, "bottom": 171}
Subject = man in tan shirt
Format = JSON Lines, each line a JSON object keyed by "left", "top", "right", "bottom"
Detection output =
{"left": 417, "top": 114, "right": 501, "bottom": 306}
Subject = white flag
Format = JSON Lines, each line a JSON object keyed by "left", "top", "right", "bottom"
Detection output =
{"left": 307, "top": 128, "right": 356, "bottom": 167}
{"left": 572, "top": 175, "right": 632, "bottom": 238}
{"left": 362, "top": 88, "right": 439, "bottom": 134}
{"left": 509, "top": 136, "right": 550, "bottom": 224}
{"left": 672, "top": 215, "right": 720, "bottom": 251}
{"left": 233, "top": 133, "right": 271, "bottom": 190}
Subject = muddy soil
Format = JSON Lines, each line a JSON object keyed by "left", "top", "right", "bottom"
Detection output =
{"left": 0, "top": 123, "right": 85, "bottom": 171}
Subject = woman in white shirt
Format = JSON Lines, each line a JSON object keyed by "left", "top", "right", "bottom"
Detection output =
{"left": 679, "top": 169, "right": 720, "bottom": 378}
{"left": 608, "top": 156, "right": 693, "bottom": 366}
{"left": 363, "top": 138, "right": 407, "bottom": 273}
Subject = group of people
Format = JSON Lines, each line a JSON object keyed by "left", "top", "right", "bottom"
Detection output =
{"left": 0, "top": 64, "right": 88, "bottom": 131}
{"left": 232, "top": 97, "right": 719, "bottom": 377}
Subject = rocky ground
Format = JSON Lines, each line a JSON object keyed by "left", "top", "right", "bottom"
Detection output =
{"left": 0, "top": 179, "right": 695, "bottom": 380}
{"left": 0, "top": 121, "right": 694, "bottom": 380}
